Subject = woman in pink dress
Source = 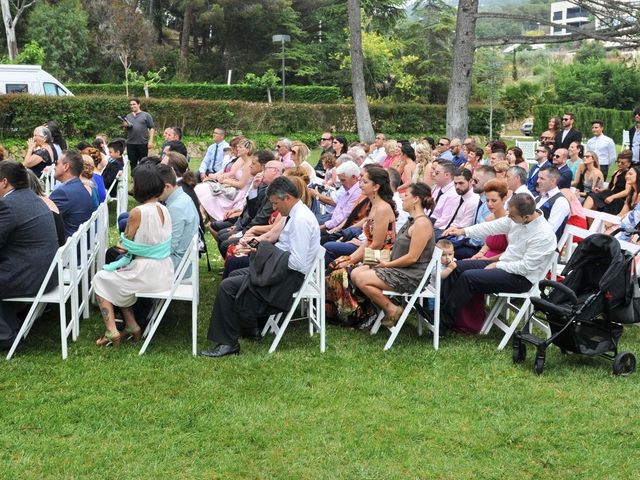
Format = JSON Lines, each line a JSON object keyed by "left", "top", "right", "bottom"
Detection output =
{"left": 195, "top": 138, "right": 255, "bottom": 222}
{"left": 456, "top": 179, "right": 509, "bottom": 334}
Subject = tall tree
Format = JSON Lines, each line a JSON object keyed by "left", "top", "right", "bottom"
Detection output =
{"left": 1, "top": 0, "right": 38, "bottom": 60}
{"left": 446, "top": 0, "right": 478, "bottom": 140}
{"left": 347, "top": 0, "right": 374, "bottom": 143}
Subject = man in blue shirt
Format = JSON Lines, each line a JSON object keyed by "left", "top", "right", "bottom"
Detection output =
{"left": 198, "top": 127, "right": 229, "bottom": 181}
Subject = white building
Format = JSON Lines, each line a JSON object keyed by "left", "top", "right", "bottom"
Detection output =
{"left": 549, "top": 1, "right": 590, "bottom": 35}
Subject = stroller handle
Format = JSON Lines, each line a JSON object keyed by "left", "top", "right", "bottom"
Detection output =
{"left": 539, "top": 279, "right": 579, "bottom": 304}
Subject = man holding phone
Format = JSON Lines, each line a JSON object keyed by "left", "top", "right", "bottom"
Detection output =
{"left": 122, "top": 97, "right": 155, "bottom": 169}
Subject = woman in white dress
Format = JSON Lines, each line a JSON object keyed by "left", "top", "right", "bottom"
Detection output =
{"left": 93, "top": 164, "right": 174, "bottom": 347}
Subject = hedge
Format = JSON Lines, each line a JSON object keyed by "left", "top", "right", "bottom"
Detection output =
{"left": 0, "top": 95, "right": 505, "bottom": 140}
{"left": 533, "top": 104, "right": 630, "bottom": 143}
{"left": 66, "top": 84, "right": 342, "bottom": 104}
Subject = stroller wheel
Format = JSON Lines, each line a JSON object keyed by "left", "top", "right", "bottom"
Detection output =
{"left": 512, "top": 339, "right": 526, "bottom": 364}
{"left": 534, "top": 357, "right": 545, "bottom": 375}
{"left": 613, "top": 352, "right": 636, "bottom": 376}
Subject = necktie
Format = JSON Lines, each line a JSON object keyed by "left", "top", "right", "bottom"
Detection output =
{"left": 445, "top": 197, "right": 464, "bottom": 229}
{"left": 213, "top": 144, "right": 219, "bottom": 172}
{"left": 474, "top": 198, "right": 484, "bottom": 224}
{"left": 435, "top": 189, "right": 444, "bottom": 205}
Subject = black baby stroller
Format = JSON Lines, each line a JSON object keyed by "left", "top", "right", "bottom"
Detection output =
{"left": 512, "top": 234, "right": 637, "bottom": 375}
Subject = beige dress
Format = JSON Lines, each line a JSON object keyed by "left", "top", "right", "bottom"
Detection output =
{"left": 93, "top": 202, "right": 174, "bottom": 307}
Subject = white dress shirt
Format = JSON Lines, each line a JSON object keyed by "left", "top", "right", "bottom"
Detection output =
{"left": 535, "top": 187, "right": 570, "bottom": 234}
{"left": 275, "top": 200, "right": 321, "bottom": 275}
{"left": 368, "top": 147, "right": 387, "bottom": 165}
{"left": 504, "top": 184, "right": 534, "bottom": 209}
{"left": 463, "top": 215, "right": 557, "bottom": 285}
{"left": 586, "top": 134, "right": 616, "bottom": 167}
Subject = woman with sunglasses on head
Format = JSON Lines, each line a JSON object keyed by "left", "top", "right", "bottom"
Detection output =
{"left": 583, "top": 150, "right": 632, "bottom": 214}
{"left": 573, "top": 151, "right": 604, "bottom": 202}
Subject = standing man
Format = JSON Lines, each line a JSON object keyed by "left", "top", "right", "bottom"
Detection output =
{"left": 526, "top": 144, "right": 551, "bottom": 194}
{"left": 200, "top": 176, "right": 320, "bottom": 358}
{"left": 367, "top": 133, "right": 387, "bottom": 165}
{"left": 554, "top": 112, "right": 582, "bottom": 150}
{"left": 0, "top": 161, "right": 59, "bottom": 350}
{"left": 629, "top": 107, "right": 640, "bottom": 165}
{"left": 199, "top": 128, "right": 229, "bottom": 181}
{"left": 49, "top": 150, "right": 97, "bottom": 237}
{"left": 123, "top": 97, "right": 155, "bottom": 169}
{"left": 587, "top": 120, "right": 617, "bottom": 178}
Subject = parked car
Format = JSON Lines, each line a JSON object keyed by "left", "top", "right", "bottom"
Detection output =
{"left": 0, "top": 65, "right": 73, "bottom": 96}
{"left": 520, "top": 121, "right": 534, "bottom": 136}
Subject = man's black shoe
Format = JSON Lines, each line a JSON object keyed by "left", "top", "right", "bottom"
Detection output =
{"left": 200, "top": 343, "right": 240, "bottom": 358}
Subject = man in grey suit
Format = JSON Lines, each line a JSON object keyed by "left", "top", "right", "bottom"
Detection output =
{"left": 49, "top": 149, "right": 97, "bottom": 237}
{"left": 0, "top": 161, "right": 59, "bottom": 350}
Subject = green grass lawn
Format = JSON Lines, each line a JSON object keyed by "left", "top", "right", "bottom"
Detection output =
{"left": 2, "top": 164, "right": 640, "bottom": 478}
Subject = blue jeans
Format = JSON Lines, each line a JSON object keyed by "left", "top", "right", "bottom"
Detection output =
{"left": 324, "top": 241, "right": 358, "bottom": 268}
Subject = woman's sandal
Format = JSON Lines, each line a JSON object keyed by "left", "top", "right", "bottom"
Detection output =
{"left": 123, "top": 325, "right": 142, "bottom": 342}
{"left": 382, "top": 305, "right": 404, "bottom": 328}
{"left": 96, "top": 330, "right": 122, "bottom": 348}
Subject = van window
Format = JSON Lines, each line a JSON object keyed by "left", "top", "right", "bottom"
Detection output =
{"left": 6, "top": 84, "right": 28, "bottom": 94}
{"left": 42, "top": 82, "right": 66, "bottom": 96}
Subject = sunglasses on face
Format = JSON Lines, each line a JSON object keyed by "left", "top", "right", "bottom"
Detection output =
{"left": 562, "top": 118, "right": 570, "bottom": 121}
{"left": 320, "top": 137, "right": 332, "bottom": 141}
{"left": 536, "top": 149, "right": 546, "bottom": 153}
{"left": 438, "top": 142, "right": 447, "bottom": 147}
{"left": 553, "top": 154, "right": 561, "bottom": 158}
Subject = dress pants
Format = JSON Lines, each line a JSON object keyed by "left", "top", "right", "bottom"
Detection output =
{"left": 454, "top": 243, "right": 482, "bottom": 260}
{"left": 217, "top": 227, "right": 241, "bottom": 258}
{"left": 126, "top": 143, "right": 148, "bottom": 170}
{"left": 207, "top": 268, "right": 287, "bottom": 345}
{"left": 442, "top": 260, "right": 532, "bottom": 329}
{"left": 0, "top": 301, "right": 18, "bottom": 349}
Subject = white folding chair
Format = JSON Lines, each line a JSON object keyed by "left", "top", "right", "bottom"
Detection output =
{"left": 515, "top": 140, "right": 537, "bottom": 162}
{"left": 583, "top": 209, "right": 621, "bottom": 233}
{"left": 262, "top": 246, "right": 326, "bottom": 353}
{"left": 116, "top": 157, "right": 129, "bottom": 219}
{"left": 134, "top": 234, "right": 200, "bottom": 355}
{"left": 40, "top": 166, "right": 58, "bottom": 195}
{"left": 556, "top": 224, "right": 594, "bottom": 269}
{"left": 5, "top": 234, "right": 80, "bottom": 359}
{"left": 370, "top": 247, "right": 443, "bottom": 350}
{"left": 480, "top": 253, "right": 557, "bottom": 350}
{"left": 623, "top": 129, "right": 630, "bottom": 149}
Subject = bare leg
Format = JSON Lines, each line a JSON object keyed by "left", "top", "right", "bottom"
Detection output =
{"left": 96, "top": 295, "right": 117, "bottom": 332}
{"left": 351, "top": 266, "right": 401, "bottom": 316}
{"left": 582, "top": 196, "right": 594, "bottom": 211}
{"left": 121, "top": 307, "right": 139, "bottom": 331}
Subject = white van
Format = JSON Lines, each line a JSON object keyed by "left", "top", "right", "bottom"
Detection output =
{"left": 0, "top": 65, "right": 73, "bottom": 96}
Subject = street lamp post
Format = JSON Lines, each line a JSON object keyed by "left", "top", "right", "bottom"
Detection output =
{"left": 272, "top": 34, "right": 290, "bottom": 102}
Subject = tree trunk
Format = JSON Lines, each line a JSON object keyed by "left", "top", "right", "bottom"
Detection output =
{"left": 1, "top": 0, "right": 18, "bottom": 60}
{"left": 347, "top": 0, "right": 374, "bottom": 143}
{"left": 446, "top": 0, "right": 479, "bottom": 140}
{"left": 176, "top": 2, "right": 193, "bottom": 81}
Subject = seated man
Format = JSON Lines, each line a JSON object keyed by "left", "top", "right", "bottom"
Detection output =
{"left": 216, "top": 154, "right": 281, "bottom": 258}
{"left": 440, "top": 193, "right": 557, "bottom": 334}
{"left": 0, "top": 161, "right": 59, "bottom": 350}
{"left": 49, "top": 149, "right": 97, "bottom": 237}
{"left": 429, "top": 160, "right": 458, "bottom": 230}
{"left": 201, "top": 176, "right": 321, "bottom": 358}
{"left": 156, "top": 164, "right": 200, "bottom": 271}
{"left": 535, "top": 166, "right": 571, "bottom": 240}
{"left": 102, "top": 139, "right": 126, "bottom": 197}
{"left": 318, "top": 161, "right": 361, "bottom": 233}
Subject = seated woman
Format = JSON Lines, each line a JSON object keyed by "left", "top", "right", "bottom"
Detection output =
{"left": 616, "top": 165, "right": 640, "bottom": 219}
{"left": 413, "top": 141, "right": 433, "bottom": 185}
{"left": 350, "top": 182, "right": 435, "bottom": 328}
{"left": 469, "top": 180, "right": 509, "bottom": 262}
{"left": 194, "top": 138, "right": 255, "bottom": 222}
{"left": 573, "top": 150, "right": 604, "bottom": 202}
{"left": 506, "top": 146, "right": 528, "bottom": 172}
{"left": 92, "top": 164, "right": 173, "bottom": 347}
{"left": 584, "top": 150, "right": 632, "bottom": 215}
{"left": 82, "top": 146, "right": 108, "bottom": 174}
{"left": 567, "top": 141, "right": 584, "bottom": 178}
{"left": 23, "top": 126, "right": 56, "bottom": 178}
{"left": 290, "top": 141, "right": 317, "bottom": 185}
{"left": 396, "top": 143, "right": 417, "bottom": 190}
{"left": 325, "top": 167, "right": 397, "bottom": 327}
{"left": 460, "top": 147, "right": 483, "bottom": 174}
{"left": 81, "top": 155, "right": 106, "bottom": 204}
{"left": 381, "top": 140, "right": 400, "bottom": 169}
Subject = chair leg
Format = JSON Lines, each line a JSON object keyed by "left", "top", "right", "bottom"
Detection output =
{"left": 383, "top": 308, "right": 411, "bottom": 351}
{"left": 370, "top": 310, "right": 385, "bottom": 335}
{"left": 497, "top": 299, "right": 531, "bottom": 350}
{"left": 60, "top": 301, "right": 68, "bottom": 360}
{"left": 139, "top": 298, "right": 173, "bottom": 355}
{"left": 192, "top": 299, "right": 198, "bottom": 356}
{"left": 480, "top": 297, "right": 506, "bottom": 335}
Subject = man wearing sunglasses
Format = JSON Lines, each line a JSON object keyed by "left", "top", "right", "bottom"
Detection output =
{"left": 554, "top": 112, "right": 582, "bottom": 150}
{"left": 315, "top": 133, "right": 335, "bottom": 174}
{"left": 436, "top": 137, "right": 454, "bottom": 161}
{"left": 526, "top": 144, "right": 552, "bottom": 194}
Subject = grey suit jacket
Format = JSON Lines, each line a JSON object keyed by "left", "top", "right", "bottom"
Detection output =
{"left": 0, "top": 188, "right": 59, "bottom": 298}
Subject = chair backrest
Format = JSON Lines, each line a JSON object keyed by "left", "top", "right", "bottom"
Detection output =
{"left": 618, "top": 238, "right": 640, "bottom": 255}
{"left": 583, "top": 209, "right": 621, "bottom": 233}
{"left": 623, "top": 129, "right": 630, "bottom": 148}
{"left": 295, "top": 246, "right": 326, "bottom": 297}
{"left": 515, "top": 140, "right": 537, "bottom": 162}
{"left": 418, "top": 247, "right": 443, "bottom": 296}
{"left": 557, "top": 224, "right": 594, "bottom": 263}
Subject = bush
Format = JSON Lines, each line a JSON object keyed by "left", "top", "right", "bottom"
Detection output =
{"left": 66, "top": 83, "right": 342, "bottom": 104}
{"left": 533, "top": 104, "right": 630, "bottom": 142}
{"left": 0, "top": 95, "right": 505, "bottom": 140}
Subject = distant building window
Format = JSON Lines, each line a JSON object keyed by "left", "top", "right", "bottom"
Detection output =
{"left": 6, "top": 84, "right": 28, "bottom": 94}
{"left": 553, "top": 11, "right": 562, "bottom": 20}
{"left": 567, "top": 7, "right": 586, "bottom": 19}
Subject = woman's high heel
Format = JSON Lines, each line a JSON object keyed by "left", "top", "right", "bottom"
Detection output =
{"left": 123, "top": 325, "right": 142, "bottom": 342}
{"left": 96, "top": 330, "right": 122, "bottom": 347}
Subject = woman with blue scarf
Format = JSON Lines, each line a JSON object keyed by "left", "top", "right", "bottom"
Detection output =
{"left": 93, "top": 163, "right": 173, "bottom": 347}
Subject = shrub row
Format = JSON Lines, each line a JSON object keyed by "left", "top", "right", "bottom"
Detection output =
{"left": 66, "top": 84, "right": 342, "bottom": 104}
{"left": 0, "top": 95, "right": 505, "bottom": 140}
{"left": 533, "top": 104, "right": 631, "bottom": 143}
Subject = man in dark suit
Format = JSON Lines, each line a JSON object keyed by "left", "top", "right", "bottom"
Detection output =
{"left": 526, "top": 144, "right": 551, "bottom": 194}
{"left": 49, "top": 149, "right": 97, "bottom": 237}
{"left": 554, "top": 112, "right": 582, "bottom": 150}
{"left": 0, "top": 161, "right": 59, "bottom": 350}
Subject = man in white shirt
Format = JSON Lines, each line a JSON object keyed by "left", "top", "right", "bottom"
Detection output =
{"left": 536, "top": 166, "right": 571, "bottom": 240}
{"left": 198, "top": 127, "right": 229, "bottom": 180}
{"left": 505, "top": 165, "right": 533, "bottom": 209}
{"left": 429, "top": 160, "right": 458, "bottom": 230}
{"left": 368, "top": 133, "right": 387, "bottom": 165}
{"left": 201, "top": 176, "right": 320, "bottom": 357}
{"left": 440, "top": 193, "right": 557, "bottom": 333}
{"left": 439, "top": 168, "right": 479, "bottom": 235}
{"left": 587, "top": 119, "right": 617, "bottom": 179}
